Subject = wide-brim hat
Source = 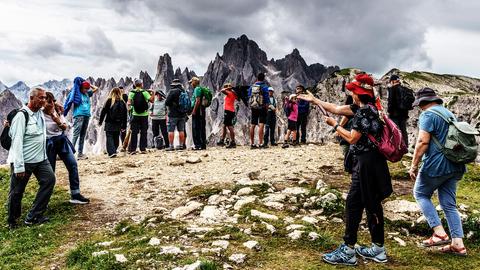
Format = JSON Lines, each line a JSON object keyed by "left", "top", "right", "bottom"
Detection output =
{"left": 155, "top": 90, "right": 166, "bottom": 98}
{"left": 345, "top": 73, "right": 374, "bottom": 98}
{"left": 412, "top": 87, "right": 443, "bottom": 107}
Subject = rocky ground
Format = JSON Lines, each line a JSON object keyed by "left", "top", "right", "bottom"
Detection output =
{"left": 45, "top": 143, "right": 480, "bottom": 269}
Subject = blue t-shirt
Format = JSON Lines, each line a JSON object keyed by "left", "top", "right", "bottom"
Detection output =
{"left": 419, "top": 105, "right": 466, "bottom": 177}
{"left": 73, "top": 90, "right": 93, "bottom": 117}
{"left": 248, "top": 82, "right": 270, "bottom": 105}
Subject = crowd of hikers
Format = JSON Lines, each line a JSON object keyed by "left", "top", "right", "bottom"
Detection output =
{"left": 1, "top": 70, "right": 478, "bottom": 264}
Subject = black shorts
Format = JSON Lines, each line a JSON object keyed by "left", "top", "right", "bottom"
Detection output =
{"left": 251, "top": 108, "right": 267, "bottom": 125}
{"left": 288, "top": 119, "right": 297, "bottom": 131}
{"left": 224, "top": 110, "right": 235, "bottom": 126}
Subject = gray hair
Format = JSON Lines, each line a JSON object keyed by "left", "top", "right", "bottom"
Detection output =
{"left": 29, "top": 86, "right": 46, "bottom": 97}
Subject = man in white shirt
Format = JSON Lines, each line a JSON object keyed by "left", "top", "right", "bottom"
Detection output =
{"left": 7, "top": 87, "right": 56, "bottom": 229}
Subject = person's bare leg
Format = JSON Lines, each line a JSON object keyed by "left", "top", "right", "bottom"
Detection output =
{"left": 284, "top": 130, "right": 291, "bottom": 142}
{"left": 179, "top": 131, "right": 185, "bottom": 145}
{"left": 258, "top": 123, "right": 265, "bottom": 145}
{"left": 228, "top": 126, "right": 235, "bottom": 142}
{"left": 168, "top": 132, "right": 174, "bottom": 147}
{"left": 250, "top": 125, "right": 255, "bottom": 145}
{"left": 292, "top": 131, "right": 297, "bottom": 143}
{"left": 221, "top": 125, "right": 227, "bottom": 140}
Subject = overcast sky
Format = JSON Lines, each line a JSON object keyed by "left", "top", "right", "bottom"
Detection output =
{"left": 1, "top": 0, "right": 479, "bottom": 86}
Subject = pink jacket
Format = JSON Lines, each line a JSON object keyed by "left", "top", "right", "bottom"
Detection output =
{"left": 288, "top": 102, "right": 298, "bottom": 122}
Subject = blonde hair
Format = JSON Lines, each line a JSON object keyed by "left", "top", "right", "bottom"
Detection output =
{"left": 108, "top": 87, "right": 124, "bottom": 107}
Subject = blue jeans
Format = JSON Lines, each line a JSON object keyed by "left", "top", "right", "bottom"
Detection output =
{"left": 48, "top": 146, "right": 80, "bottom": 195}
{"left": 414, "top": 171, "right": 464, "bottom": 238}
{"left": 72, "top": 116, "right": 90, "bottom": 155}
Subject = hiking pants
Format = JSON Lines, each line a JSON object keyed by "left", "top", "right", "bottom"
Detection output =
{"left": 192, "top": 111, "right": 207, "bottom": 149}
{"left": 72, "top": 116, "right": 90, "bottom": 155}
{"left": 8, "top": 160, "right": 56, "bottom": 223}
{"left": 129, "top": 116, "right": 148, "bottom": 152}
{"left": 106, "top": 131, "right": 120, "bottom": 156}
{"left": 152, "top": 119, "right": 169, "bottom": 148}
{"left": 296, "top": 112, "right": 308, "bottom": 143}
{"left": 263, "top": 110, "right": 277, "bottom": 145}
{"left": 390, "top": 117, "right": 408, "bottom": 148}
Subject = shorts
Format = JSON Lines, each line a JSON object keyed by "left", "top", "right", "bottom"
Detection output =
{"left": 288, "top": 120, "right": 297, "bottom": 131}
{"left": 224, "top": 110, "right": 235, "bottom": 126}
{"left": 168, "top": 117, "right": 186, "bottom": 132}
{"left": 250, "top": 108, "right": 267, "bottom": 125}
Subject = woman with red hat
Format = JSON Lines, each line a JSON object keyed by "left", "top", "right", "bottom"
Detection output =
{"left": 299, "top": 73, "right": 392, "bottom": 266}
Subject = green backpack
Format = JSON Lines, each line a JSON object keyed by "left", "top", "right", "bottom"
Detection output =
{"left": 428, "top": 107, "right": 479, "bottom": 164}
{"left": 200, "top": 86, "right": 212, "bottom": 107}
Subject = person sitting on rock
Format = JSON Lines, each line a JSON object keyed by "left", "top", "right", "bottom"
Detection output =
{"left": 218, "top": 83, "right": 237, "bottom": 148}
{"left": 282, "top": 94, "right": 298, "bottom": 148}
{"left": 299, "top": 73, "right": 392, "bottom": 266}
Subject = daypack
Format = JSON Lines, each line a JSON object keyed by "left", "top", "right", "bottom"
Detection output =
{"left": 398, "top": 86, "right": 415, "bottom": 111}
{"left": 367, "top": 105, "right": 408, "bottom": 162}
{"left": 110, "top": 100, "right": 125, "bottom": 123}
{"left": 132, "top": 90, "right": 148, "bottom": 114}
{"left": 178, "top": 90, "right": 191, "bottom": 114}
{"left": 1, "top": 109, "right": 29, "bottom": 150}
{"left": 200, "top": 87, "right": 213, "bottom": 107}
{"left": 283, "top": 98, "right": 292, "bottom": 117}
{"left": 428, "top": 107, "right": 479, "bottom": 164}
{"left": 154, "top": 135, "right": 164, "bottom": 150}
{"left": 249, "top": 84, "right": 264, "bottom": 109}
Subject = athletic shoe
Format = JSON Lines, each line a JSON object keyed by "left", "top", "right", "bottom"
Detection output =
{"left": 271, "top": 142, "right": 278, "bottom": 146}
{"left": 259, "top": 144, "right": 269, "bottom": 149}
{"left": 140, "top": 150, "right": 147, "bottom": 154}
{"left": 165, "top": 146, "right": 175, "bottom": 152}
{"left": 226, "top": 142, "right": 236, "bottom": 148}
{"left": 77, "top": 154, "right": 88, "bottom": 160}
{"left": 109, "top": 153, "right": 117, "bottom": 158}
{"left": 282, "top": 142, "right": 290, "bottom": 148}
{"left": 323, "top": 244, "right": 357, "bottom": 266}
{"left": 250, "top": 144, "right": 258, "bottom": 149}
{"left": 217, "top": 140, "right": 225, "bottom": 146}
{"left": 355, "top": 243, "right": 388, "bottom": 263}
{"left": 25, "top": 215, "right": 50, "bottom": 225}
{"left": 69, "top": 194, "right": 90, "bottom": 205}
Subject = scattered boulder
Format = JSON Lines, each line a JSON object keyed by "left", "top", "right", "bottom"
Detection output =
{"left": 96, "top": 241, "right": 114, "bottom": 247}
{"left": 261, "top": 221, "right": 276, "bottom": 234}
{"left": 394, "top": 237, "right": 407, "bottom": 247}
{"left": 115, "top": 254, "right": 128, "bottom": 263}
{"left": 384, "top": 200, "right": 421, "bottom": 221}
{"left": 308, "top": 232, "right": 320, "bottom": 241}
{"left": 316, "top": 180, "right": 327, "bottom": 190}
{"left": 288, "top": 230, "right": 304, "bottom": 240}
{"left": 286, "top": 224, "right": 305, "bottom": 231}
{"left": 233, "top": 196, "right": 257, "bottom": 210}
{"left": 243, "top": 240, "right": 260, "bottom": 250}
{"left": 251, "top": 210, "right": 279, "bottom": 221}
{"left": 229, "top": 253, "right": 246, "bottom": 264}
{"left": 282, "top": 187, "right": 308, "bottom": 195}
{"left": 262, "top": 193, "right": 287, "bottom": 203}
{"left": 248, "top": 170, "right": 261, "bottom": 180}
{"left": 148, "top": 237, "right": 161, "bottom": 246}
{"left": 186, "top": 226, "right": 214, "bottom": 234}
{"left": 200, "top": 205, "right": 228, "bottom": 223}
{"left": 170, "top": 201, "right": 203, "bottom": 219}
{"left": 169, "top": 159, "right": 186, "bottom": 166}
{"left": 207, "top": 194, "right": 228, "bottom": 205}
{"left": 319, "top": 193, "right": 338, "bottom": 207}
{"left": 264, "top": 201, "right": 284, "bottom": 210}
{"left": 237, "top": 187, "right": 254, "bottom": 196}
{"left": 212, "top": 240, "right": 230, "bottom": 250}
{"left": 301, "top": 216, "right": 319, "bottom": 225}
{"left": 160, "top": 246, "right": 184, "bottom": 255}
{"left": 172, "top": 260, "right": 202, "bottom": 270}
{"left": 186, "top": 156, "right": 202, "bottom": 164}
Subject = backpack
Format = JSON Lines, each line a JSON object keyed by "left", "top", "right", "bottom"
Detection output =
{"left": 178, "top": 90, "right": 191, "bottom": 114}
{"left": 132, "top": 90, "right": 148, "bottom": 114}
{"left": 428, "top": 107, "right": 479, "bottom": 164}
{"left": 200, "top": 87, "right": 213, "bottom": 107}
{"left": 367, "top": 105, "right": 408, "bottom": 162}
{"left": 154, "top": 135, "right": 164, "bottom": 150}
{"left": 249, "top": 84, "right": 264, "bottom": 109}
{"left": 283, "top": 98, "right": 292, "bottom": 117}
{"left": 398, "top": 86, "right": 415, "bottom": 111}
{"left": 110, "top": 100, "right": 125, "bottom": 123}
{"left": 1, "top": 109, "right": 29, "bottom": 150}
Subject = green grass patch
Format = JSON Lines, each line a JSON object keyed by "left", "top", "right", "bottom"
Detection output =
{"left": 187, "top": 185, "right": 223, "bottom": 200}
{"left": 0, "top": 168, "right": 76, "bottom": 270}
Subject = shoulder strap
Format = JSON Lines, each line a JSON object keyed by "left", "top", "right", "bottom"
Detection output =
{"left": 20, "top": 109, "right": 29, "bottom": 129}
{"left": 427, "top": 106, "right": 454, "bottom": 124}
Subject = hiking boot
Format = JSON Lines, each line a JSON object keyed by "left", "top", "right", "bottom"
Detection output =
{"left": 175, "top": 146, "right": 184, "bottom": 151}
{"left": 355, "top": 243, "right": 387, "bottom": 263}
{"left": 77, "top": 154, "right": 88, "bottom": 160}
{"left": 165, "top": 146, "right": 175, "bottom": 152}
{"left": 282, "top": 142, "right": 290, "bottom": 148}
{"left": 70, "top": 194, "right": 90, "bottom": 204}
{"left": 182, "top": 144, "right": 187, "bottom": 150}
{"left": 217, "top": 140, "right": 225, "bottom": 146}
{"left": 192, "top": 146, "right": 202, "bottom": 151}
{"left": 259, "top": 143, "right": 269, "bottom": 149}
{"left": 226, "top": 141, "right": 236, "bottom": 148}
{"left": 271, "top": 142, "right": 278, "bottom": 146}
{"left": 108, "top": 153, "right": 117, "bottom": 158}
{"left": 140, "top": 150, "right": 147, "bottom": 154}
{"left": 323, "top": 243, "right": 357, "bottom": 266}
{"left": 250, "top": 144, "right": 258, "bottom": 149}
{"left": 24, "top": 215, "right": 50, "bottom": 225}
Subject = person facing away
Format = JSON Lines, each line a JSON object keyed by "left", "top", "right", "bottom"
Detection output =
{"left": 150, "top": 90, "right": 169, "bottom": 149}
{"left": 44, "top": 92, "right": 90, "bottom": 205}
{"left": 165, "top": 79, "right": 187, "bottom": 151}
{"left": 408, "top": 87, "right": 468, "bottom": 256}
{"left": 99, "top": 87, "right": 128, "bottom": 158}
{"left": 127, "top": 79, "right": 153, "bottom": 155}
{"left": 295, "top": 85, "right": 310, "bottom": 144}
{"left": 387, "top": 74, "right": 409, "bottom": 147}
{"left": 7, "top": 87, "right": 56, "bottom": 229}
{"left": 263, "top": 87, "right": 278, "bottom": 147}
{"left": 298, "top": 73, "right": 392, "bottom": 266}
{"left": 190, "top": 77, "right": 207, "bottom": 150}
{"left": 282, "top": 94, "right": 298, "bottom": 148}
{"left": 69, "top": 79, "right": 98, "bottom": 160}
{"left": 248, "top": 72, "right": 270, "bottom": 149}
{"left": 217, "top": 83, "right": 237, "bottom": 148}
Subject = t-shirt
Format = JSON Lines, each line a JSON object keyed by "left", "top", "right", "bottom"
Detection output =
{"left": 419, "top": 105, "right": 466, "bottom": 177}
{"left": 191, "top": 86, "right": 203, "bottom": 111}
{"left": 224, "top": 90, "right": 237, "bottom": 112}
{"left": 288, "top": 102, "right": 298, "bottom": 122}
{"left": 128, "top": 88, "right": 151, "bottom": 117}
{"left": 349, "top": 104, "right": 383, "bottom": 155}
{"left": 73, "top": 90, "right": 93, "bottom": 117}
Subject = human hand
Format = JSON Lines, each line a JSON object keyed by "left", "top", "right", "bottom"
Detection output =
{"left": 15, "top": 172, "right": 26, "bottom": 179}
{"left": 297, "top": 90, "right": 315, "bottom": 102}
{"left": 324, "top": 116, "right": 337, "bottom": 127}
{"left": 408, "top": 165, "right": 418, "bottom": 181}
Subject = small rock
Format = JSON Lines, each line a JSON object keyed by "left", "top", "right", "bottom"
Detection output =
{"left": 393, "top": 237, "right": 407, "bottom": 247}
{"left": 286, "top": 224, "right": 305, "bottom": 231}
{"left": 332, "top": 217, "right": 343, "bottom": 223}
{"left": 248, "top": 170, "right": 261, "bottom": 180}
{"left": 251, "top": 209, "right": 279, "bottom": 221}
{"left": 186, "top": 156, "right": 202, "bottom": 164}
{"left": 282, "top": 187, "right": 308, "bottom": 195}
{"left": 223, "top": 263, "right": 234, "bottom": 270}
{"left": 308, "top": 232, "right": 320, "bottom": 241}
{"left": 148, "top": 237, "right": 161, "bottom": 246}
{"left": 262, "top": 193, "right": 287, "bottom": 203}
{"left": 319, "top": 193, "right": 338, "bottom": 206}
{"left": 264, "top": 201, "right": 284, "bottom": 210}
{"left": 200, "top": 205, "right": 227, "bottom": 223}
{"left": 186, "top": 226, "right": 214, "bottom": 234}
{"left": 459, "top": 204, "right": 469, "bottom": 211}
{"left": 172, "top": 260, "right": 202, "bottom": 270}
{"left": 229, "top": 253, "right": 246, "bottom": 264}
{"left": 243, "top": 240, "right": 260, "bottom": 250}
{"left": 261, "top": 221, "right": 276, "bottom": 234}
{"left": 237, "top": 187, "right": 254, "bottom": 196}
{"left": 115, "top": 254, "right": 128, "bottom": 263}
{"left": 92, "top": 251, "right": 108, "bottom": 257}
{"left": 466, "top": 231, "right": 474, "bottom": 239}
{"left": 160, "top": 246, "right": 184, "bottom": 255}
{"left": 212, "top": 240, "right": 230, "bottom": 250}
{"left": 96, "top": 241, "right": 114, "bottom": 247}
{"left": 302, "top": 216, "right": 319, "bottom": 225}
{"left": 288, "top": 230, "right": 304, "bottom": 240}
{"left": 207, "top": 194, "right": 227, "bottom": 205}
{"left": 222, "top": 189, "right": 233, "bottom": 196}
{"left": 284, "top": 217, "right": 295, "bottom": 223}
{"left": 170, "top": 201, "right": 203, "bottom": 219}
{"left": 233, "top": 196, "right": 256, "bottom": 210}
{"left": 232, "top": 169, "right": 242, "bottom": 174}
{"left": 316, "top": 180, "right": 327, "bottom": 190}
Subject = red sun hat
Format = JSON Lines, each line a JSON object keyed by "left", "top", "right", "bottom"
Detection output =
{"left": 345, "top": 73, "right": 374, "bottom": 98}
{"left": 81, "top": 81, "right": 91, "bottom": 89}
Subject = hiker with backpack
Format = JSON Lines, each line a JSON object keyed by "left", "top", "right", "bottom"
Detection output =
{"left": 43, "top": 92, "right": 90, "bottom": 204}
{"left": 190, "top": 77, "right": 210, "bottom": 150}
{"left": 282, "top": 94, "right": 298, "bottom": 148}
{"left": 63, "top": 77, "right": 98, "bottom": 160}
{"left": 218, "top": 83, "right": 237, "bottom": 148}
{"left": 165, "top": 79, "right": 189, "bottom": 151}
{"left": 248, "top": 72, "right": 270, "bottom": 149}
{"left": 150, "top": 90, "right": 169, "bottom": 150}
{"left": 387, "top": 74, "right": 414, "bottom": 147}
{"left": 5, "top": 87, "right": 56, "bottom": 229}
{"left": 99, "top": 87, "right": 128, "bottom": 157}
{"left": 295, "top": 85, "right": 310, "bottom": 144}
{"left": 409, "top": 87, "right": 478, "bottom": 256}
{"left": 299, "top": 73, "right": 392, "bottom": 266}
{"left": 263, "top": 87, "right": 278, "bottom": 147}
{"left": 127, "top": 79, "right": 154, "bottom": 154}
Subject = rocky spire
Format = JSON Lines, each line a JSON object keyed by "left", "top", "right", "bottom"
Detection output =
{"left": 153, "top": 53, "right": 175, "bottom": 92}
{"left": 139, "top": 71, "right": 153, "bottom": 90}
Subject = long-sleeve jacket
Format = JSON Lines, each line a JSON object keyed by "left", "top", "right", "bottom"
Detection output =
{"left": 99, "top": 98, "right": 128, "bottom": 132}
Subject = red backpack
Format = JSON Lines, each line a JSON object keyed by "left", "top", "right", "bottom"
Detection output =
{"left": 367, "top": 105, "right": 408, "bottom": 162}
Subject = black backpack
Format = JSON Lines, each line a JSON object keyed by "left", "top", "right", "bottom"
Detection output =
{"left": 398, "top": 86, "right": 415, "bottom": 111}
{"left": 109, "top": 100, "right": 125, "bottom": 123}
{"left": 132, "top": 90, "right": 148, "bottom": 114}
{"left": 1, "top": 109, "right": 29, "bottom": 150}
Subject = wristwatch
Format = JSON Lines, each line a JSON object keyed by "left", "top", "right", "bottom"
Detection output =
{"left": 334, "top": 124, "right": 340, "bottom": 131}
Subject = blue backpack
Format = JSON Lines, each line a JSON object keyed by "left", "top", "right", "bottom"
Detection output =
{"left": 178, "top": 90, "right": 191, "bottom": 113}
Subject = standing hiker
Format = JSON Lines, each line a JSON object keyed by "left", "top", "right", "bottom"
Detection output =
{"left": 299, "top": 73, "right": 392, "bottom": 265}
{"left": 387, "top": 74, "right": 414, "bottom": 147}
{"left": 217, "top": 83, "right": 237, "bottom": 148}
{"left": 150, "top": 90, "right": 169, "bottom": 149}
{"left": 263, "top": 87, "right": 278, "bottom": 147}
{"left": 248, "top": 72, "right": 270, "bottom": 149}
{"left": 165, "top": 79, "right": 188, "bottom": 151}
{"left": 127, "top": 79, "right": 153, "bottom": 154}
{"left": 282, "top": 94, "right": 298, "bottom": 148}
{"left": 99, "top": 87, "right": 128, "bottom": 157}
{"left": 190, "top": 77, "right": 207, "bottom": 150}
{"left": 295, "top": 85, "right": 310, "bottom": 144}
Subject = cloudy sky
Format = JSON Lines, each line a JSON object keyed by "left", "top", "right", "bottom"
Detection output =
{"left": 1, "top": 0, "right": 479, "bottom": 86}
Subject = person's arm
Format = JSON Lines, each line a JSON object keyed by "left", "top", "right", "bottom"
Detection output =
{"left": 165, "top": 91, "right": 174, "bottom": 107}
{"left": 9, "top": 113, "right": 27, "bottom": 176}
{"left": 325, "top": 116, "right": 362, "bottom": 144}
{"left": 146, "top": 91, "right": 154, "bottom": 102}
{"left": 99, "top": 99, "right": 110, "bottom": 125}
{"left": 50, "top": 111, "right": 67, "bottom": 130}
{"left": 192, "top": 97, "right": 201, "bottom": 115}
{"left": 409, "top": 130, "right": 431, "bottom": 180}
{"left": 91, "top": 85, "right": 99, "bottom": 94}
{"left": 298, "top": 93, "right": 354, "bottom": 116}
{"left": 339, "top": 116, "right": 350, "bottom": 127}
